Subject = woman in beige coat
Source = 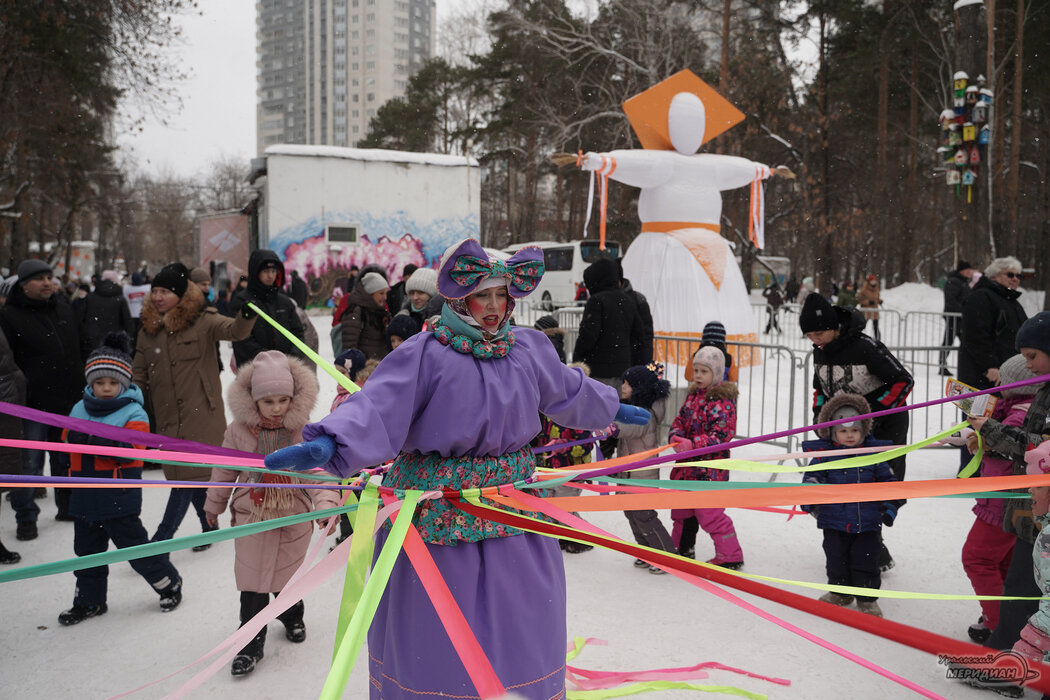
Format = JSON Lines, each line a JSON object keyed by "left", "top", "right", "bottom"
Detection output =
{"left": 857, "top": 273, "right": 882, "bottom": 341}
{"left": 132, "top": 263, "right": 256, "bottom": 544}
{"left": 205, "top": 350, "right": 338, "bottom": 676}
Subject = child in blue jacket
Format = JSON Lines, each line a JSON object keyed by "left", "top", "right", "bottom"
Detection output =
{"left": 58, "top": 333, "right": 183, "bottom": 625}
{"left": 801, "top": 392, "right": 898, "bottom": 618}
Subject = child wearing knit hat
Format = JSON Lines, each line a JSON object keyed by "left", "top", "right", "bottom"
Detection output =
{"left": 668, "top": 346, "right": 744, "bottom": 569}
{"left": 612, "top": 362, "right": 676, "bottom": 572}
{"left": 204, "top": 350, "right": 339, "bottom": 677}
{"left": 960, "top": 353, "right": 1040, "bottom": 643}
{"left": 58, "top": 332, "right": 184, "bottom": 626}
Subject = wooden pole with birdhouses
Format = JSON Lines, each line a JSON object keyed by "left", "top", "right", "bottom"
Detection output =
{"left": 948, "top": 0, "right": 994, "bottom": 259}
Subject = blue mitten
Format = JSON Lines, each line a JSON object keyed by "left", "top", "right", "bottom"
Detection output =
{"left": 264, "top": 435, "right": 337, "bottom": 472}
{"left": 615, "top": 404, "right": 650, "bottom": 426}
{"left": 881, "top": 503, "right": 897, "bottom": 527}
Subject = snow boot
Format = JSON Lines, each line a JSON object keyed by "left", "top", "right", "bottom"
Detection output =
{"left": 818, "top": 591, "right": 855, "bottom": 606}
{"left": 157, "top": 576, "right": 183, "bottom": 612}
{"left": 58, "top": 603, "right": 108, "bottom": 626}
{"left": 559, "top": 540, "right": 593, "bottom": 553}
{"left": 706, "top": 557, "right": 743, "bottom": 571}
{"left": 16, "top": 522, "right": 37, "bottom": 541}
{"left": 878, "top": 541, "right": 895, "bottom": 573}
{"left": 856, "top": 600, "right": 883, "bottom": 617}
{"left": 231, "top": 630, "right": 266, "bottom": 676}
{"left": 277, "top": 600, "right": 306, "bottom": 643}
{"left": 0, "top": 540, "right": 20, "bottom": 565}
{"left": 192, "top": 524, "right": 217, "bottom": 552}
{"left": 968, "top": 616, "right": 991, "bottom": 644}
{"left": 633, "top": 558, "right": 650, "bottom": 568}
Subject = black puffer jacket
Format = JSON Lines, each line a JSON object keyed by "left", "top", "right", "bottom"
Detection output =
{"left": 572, "top": 258, "right": 643, "bottom": 379}
{"left": 811, "top": 307, "right": 913, "bottom": 420}
{"left": 230, "top": 249, "right": 306, "bottom": 367}
{"left": 79, "top": 279, "right": 135, "bottom": 351}
{"left": 0, "top": 284, "right": 86, "bottom": 414}
{"left": 621, "top": 278, "right": 653, "bottom": 366}
{"left": 958, "top": 275, "right": 1027, "bottom": 390}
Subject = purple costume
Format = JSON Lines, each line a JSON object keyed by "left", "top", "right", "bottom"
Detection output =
{"left": 303, "top": 324, "right": 618, "bottom": 697}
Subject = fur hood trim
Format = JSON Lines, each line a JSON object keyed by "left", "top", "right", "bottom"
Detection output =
{"left": 689, "top": 381, "right": 738, "bottom": 400}
{"left": 139, "top": 282, "right": 206, "bottom": 335}
{"left": 817, "top": 393, "right": 872, "bottom": 440}
{"left": 540, "top": 327, "right": 566, "bottom": 340}
{"left": 227, "top": 354, "right": 318, "bottom": 431}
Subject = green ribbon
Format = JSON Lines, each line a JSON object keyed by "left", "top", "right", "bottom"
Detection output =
{"left": 321, "top": 487, "right": 420, "bottom": 700}
{"left": 0, "top": 504, "right": 356, "bottom": 584}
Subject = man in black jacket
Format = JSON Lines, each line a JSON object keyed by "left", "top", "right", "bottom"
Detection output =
{"left": 0, "top": 260, "right": 88, "bottom": 538}
{"left": 229, "top": 250, "right": 306, "bottom": 367}
{"left": 288, "top": 269, "right": 309, "bottom": 309}
{"left": 573, "top": 257, "right": 644, "bottom": 385}
{"left": 800, "top": 293, "right": 913, "bottom": 572}
{"left": 79, "top": 270, "right": 135, "bottom": 352}
{"left": 617, "top": 261, "right": 653, "bottom": 366}
{"left": 938, "top": 260, "right": 975, "bottom": 376}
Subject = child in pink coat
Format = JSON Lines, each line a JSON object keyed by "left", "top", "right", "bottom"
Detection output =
{"left": 205, "top": 350, "right": 338, "bottom": 677}
{"left": 961, "top": 354, "right": 1038, "bottom": 643}
{"left": 668, "top": 346, "right": 743, "bottom": 569}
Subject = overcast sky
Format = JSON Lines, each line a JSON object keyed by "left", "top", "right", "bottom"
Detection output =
{"left": 116, "top": 0, "right": 472, "bottom": 179}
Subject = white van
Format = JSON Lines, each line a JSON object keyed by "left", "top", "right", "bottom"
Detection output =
{"left": 502, "top": 239, "right": 622, "bottom": 310}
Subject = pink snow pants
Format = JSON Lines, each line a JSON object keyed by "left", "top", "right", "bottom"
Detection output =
{"left": 671, "top": 508, "right": 742, "bottom": 562}
{"left": 961, "top": 516, "right": 1016, "bottom": 630}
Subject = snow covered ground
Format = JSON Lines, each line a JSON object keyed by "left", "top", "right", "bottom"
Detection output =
{"left": 0, "top": 296, "right": 1036, "bottom": 699}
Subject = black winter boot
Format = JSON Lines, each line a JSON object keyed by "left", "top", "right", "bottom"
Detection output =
{"left": 232, "top": 592, "right": 271, "bottom": 676}
{"left": 58, "top": 603, "right": 108, "bottom": 626}
{"left": 277, "top": 599, "right": 306, "bottom": 643}
{"left": 0, "top": 539, "right": 20, "bottom": 564}
{"left": 156, "top": 575, "right": 183, "bottom": 612}
{"left": 231, "top": 629, "right": 266, "bottom": 676}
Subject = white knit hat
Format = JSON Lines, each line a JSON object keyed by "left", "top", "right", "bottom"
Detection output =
{"left": 405, "top": 268, "right": 438, "bottom": 297}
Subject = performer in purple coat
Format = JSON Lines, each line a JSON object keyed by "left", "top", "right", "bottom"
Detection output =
{"left": 267, "top": 238, "right": 634, "bottom": 699}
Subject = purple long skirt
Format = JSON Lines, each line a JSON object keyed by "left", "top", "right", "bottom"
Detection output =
{"left": 367, "top": 530, "right": 567, "bottom": 699}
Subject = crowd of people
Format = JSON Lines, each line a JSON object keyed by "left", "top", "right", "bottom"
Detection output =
{"left": 0, "top": 244, "right": 1047, "bottom": 697}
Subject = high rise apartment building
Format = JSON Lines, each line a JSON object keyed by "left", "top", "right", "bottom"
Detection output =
{"left": 256, "top": 0, "right": 436, "bottom": 153}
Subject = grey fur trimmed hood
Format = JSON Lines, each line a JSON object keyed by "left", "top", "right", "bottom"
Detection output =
{"left": 816, "top": 392, "right": 872, "bottom": 440}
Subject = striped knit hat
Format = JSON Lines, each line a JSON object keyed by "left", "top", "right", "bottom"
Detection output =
{"left": 85, "top": 332, "right": 135, "bottom": 392}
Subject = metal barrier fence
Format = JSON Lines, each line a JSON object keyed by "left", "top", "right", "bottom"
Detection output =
{"left": 520, "top": 304, "right": 964, "bottom": 452}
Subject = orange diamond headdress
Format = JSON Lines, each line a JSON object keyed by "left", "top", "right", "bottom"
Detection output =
{"left": 622, "top": 70, "right": 745, "bottom": 150}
